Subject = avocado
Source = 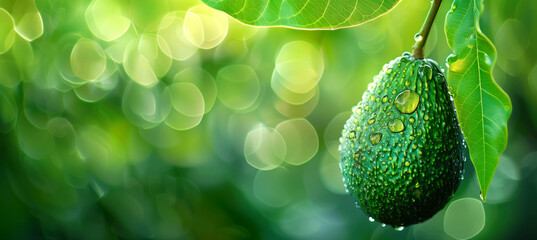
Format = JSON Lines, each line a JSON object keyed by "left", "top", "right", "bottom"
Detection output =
{"left": 339, "top": 52, "right": 467, "bottom": 228}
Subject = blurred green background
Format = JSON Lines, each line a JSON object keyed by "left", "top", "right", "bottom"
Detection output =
{"left": 0, "top": 0, "right": 536, "bottom": 239}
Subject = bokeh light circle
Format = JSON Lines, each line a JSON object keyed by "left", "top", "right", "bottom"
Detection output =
{"left": 244, "top": 125, "right": 286, "bottom": 170}
{"left": 216, "top": 64, "right": 260, "bottom": 111}
{"left": 170, "top": 82, "right": 205, "bottom": 117}
{"left": 444, "top": 198, "right": 485, "bottom": 239}
{"left": 274, "top": 41, "right": 324, "bottom": 94}
{"left": 11, "top": 0, "right": 43, "bottom": 41}
{"left": 324, "top": 111, "right": 351, "bottom": 159}
{"left": 85, "top": 0, "right": 131, "bottom": 41}
{"left": 165, "top": 83, "right": 205, "bottom": 130}
{"left": 70, "top": 39, "right": 107, "bottom": 81}
{"left": 485, "top": 156, "right": 520, "bottom": 204}
{"left": 275, "top": 118, "right": 319, "bottom": 165}
{"left": 319, "top": 152, "right": 347, "bottom": 194}
{"left": 138, "top": 34, "right": 172, "bottom": 78}
{"left": 174, "top": 67, "right": 217, "bottom": 114}
{"left": 253, "top": 167, "right": 297, "bottom": 207}
{"left": 123, "top": 39, "right": 158, "bottom": 87}
{"left": 157, "top": 11, "right": 197, "bottom": 61}
{"left": 0, "top": 8, "right": 16, "bottom": 54}
{"left": 183, "top": 5, "right": 228, "bottom": 49}
{"left": 122, "top": 82, "right": 171, "bottom": 129}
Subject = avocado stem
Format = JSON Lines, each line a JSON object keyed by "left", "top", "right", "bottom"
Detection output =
{"left": 412, "top": 0, "right": 443, "bottom": 59}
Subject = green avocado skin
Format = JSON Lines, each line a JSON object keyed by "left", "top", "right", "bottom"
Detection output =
{"left": 339, "top": 53, "right": 467, "bottom": 227}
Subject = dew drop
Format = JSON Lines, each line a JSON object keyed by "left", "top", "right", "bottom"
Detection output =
{"left": 479, "top": 192, "right": 484, "bottom": 201}
{"left": 382, "top": 96, "right": 388, "bottom": 103}
{"left": 369, "top": 217, "right": 375, "bottom": 222}
{"left": 394, "top": 90, "right": 420, "bottom": 114}
{"left": 419, "top": 64, "right": 433, "bottom": 81}
{"left": 446, "top": 54, "right": 457, "bottom": 69}
{"left": 450, "top": 5, "right": 456, "bottom": 13}
{"left": 414, "top": 33, "right": 423, "bottom": 42}
{"left": 394, "top": 226, "right": 405, "bottom": 231}
{"left": 382, "top": 223, "right": 386, "bottom": 227}
{"left": 368, "top": 114, "right": 376, "bottom": 125}
{"left": 388, "top": 119, "right": 405, "bottom": 133}
{"left": 369, "top": 133, "right": 382, "bottom": 145}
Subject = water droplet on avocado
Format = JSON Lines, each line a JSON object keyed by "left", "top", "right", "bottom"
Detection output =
{"left": 370, "top": 133, "right": 382, "bottom": 145}
{"left": 388, "top": 119, "right": 405, "bottom": 133}
{"left": 394, "top": 90, "right": 420, "bottom": 114}
{"left": 368, "top": 114, "right": 376, "bottom": 125}
{"left": 419, "top": 65, "right": 433, "bottom": 81}
{"left": 394, "top": 226, "right": 404, "bottom": 231}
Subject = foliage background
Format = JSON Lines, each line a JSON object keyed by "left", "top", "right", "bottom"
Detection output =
{"left": 0, "top": 0, "right": 536, "bottom": 239}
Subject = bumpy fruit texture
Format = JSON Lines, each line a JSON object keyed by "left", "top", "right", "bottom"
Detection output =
{"left": 339, "top": 53, "right": 467, "bottom": 227}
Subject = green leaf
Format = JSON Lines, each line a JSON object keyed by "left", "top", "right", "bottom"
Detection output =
{"left": 201, "top": 0, "right": 402, "bottom": 30}
{"left": 445, "top": 0, "right": 512, "bottom": 200}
